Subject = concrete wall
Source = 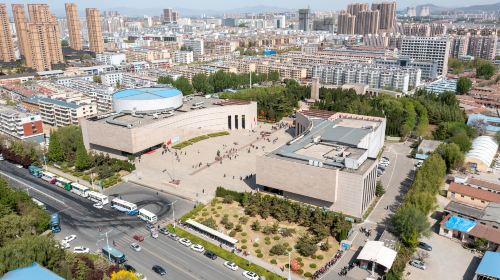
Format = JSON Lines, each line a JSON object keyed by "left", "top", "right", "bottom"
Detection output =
{"left": 82, "top": 102, "right": 257, "bottom": 155}
{"left": 447, "top": 192, "right": 489, "bottom": 209}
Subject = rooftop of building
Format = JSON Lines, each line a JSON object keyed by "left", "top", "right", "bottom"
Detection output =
{"left": 2, "top": 262, "right": 64, "bottom": 280}
{"left": 113, "top": 87, "right": 181, "bottom": 101}
{"left": 449, "top": 182, "right": 500, "bottom": 203}
{"left": 0, "top": 104, "right": 38, "bottom": 117}
{"left": 476, "top": 251, "right": 500, "bottom": 279}
{"left": 467, "top": 177, "right": 500, "bottom": 192}
{"left": 90, "top": 95, "right": 252, "bottom": 129}
{"left": 29, "top": 96, "right": 81, "bottom": 109}
{"left": 268, "top": 114, "right": 382, "bottom": 172}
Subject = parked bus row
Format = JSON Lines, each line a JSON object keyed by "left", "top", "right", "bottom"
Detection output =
{"left": 28, "top": 165, "right": 158, "bottom": 221}
{"left": 28, "top": 165, "right": 109, "bottom": 205}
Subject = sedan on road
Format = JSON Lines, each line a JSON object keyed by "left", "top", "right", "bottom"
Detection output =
{"left": 63, "top": 235, "right": 77, "bottom": 243}
{"left": 152, "top": 265, "right": 166, "bottom": 276}
{"left": 224, "top": 261, "right": 239, "bottom": 271}
{"left": 130, "top": 243, "right": 141, "bottom": 252}
{"left": 179, "top": 238, "right": 192, "bottom": 247}
{"left": 169, "top": 233, "right": 180, "bottom": 241}
{"left": 243, "top": 270, "right": 260, "bottom": 280}
{"left": 418, "top": 242, "right": 432, "bottom": 251}
{"left": 409, "top": 259, "right": 426, "bottom": 270}
{"left": 190, "top": 244, "right": 204, "bottom": 253}
{"left": 204, "top": 250, "right": 217, "bottom": 260}
{"left": 93, "top": 203, "right": 103, "bottom": 209}
{"left": 59, "top": 241, "right": 70, "bottom": 249}
{"left": 159, "top": 228, "right": 169, "bottom": 235}
{"left": 73, "top": 246, "right": 90, "bottom": 254}
{"left": 123, "top": 264, "right": 136, "bottom": 272}
{"left": 133, "top": 235, "right": 145, "bottom": 242}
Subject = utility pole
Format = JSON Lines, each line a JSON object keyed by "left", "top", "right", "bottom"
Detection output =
{"left": 101, "top": 229, "right": 113, "bottom": 261}
{"left": 249, "top": 70, "right": 252, "bottom": 89}
{"left": 169, "top": 200, "right": 178, "bottom": 229}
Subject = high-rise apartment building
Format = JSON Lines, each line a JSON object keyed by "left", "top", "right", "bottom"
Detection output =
{"left": 0, "top": 4, "right": 15, "bottom": 62}
{"left": 12, "top": 4, "right": 64, "bottom": 71}
{"left": 12, "top": 4, "right": 30, "bottom": 60}
{"left": 298, "top": 8, "right": 311, "bottom": 32}
{"left": 450, "top": 36, "right": 470, "bottom": 58}
{"left": 356, "top": 10, "right": 380, "bottom": 35}
{"left": 407, "top": 7, "right": 416, "bottom": 17}
{"left": 468, "top": 35, "right": 498, "bottom": 60}
{"left": 401, "top": 37, "right": 450, "bottom": 77}
{"left": 86, "top": 8, "right": 104, "bottom": 53}
{"left": 337, "top": 11, "right": 356, "bottom": 35}
{"left": 347, "top": 3, "right": 369, "bottom": 17}
{"left": 65, "top": 3, "right": 82, "bottom": 50}
{"left": 183, "top": 38, "right": 204, "bottom": 59}
{"left": 419, "top": 6, "right": 430, "bottom": 17}
{"left": 163, "top": 8, "right": 179, "bottom": 23}
{"left": 371, "top": 2, "right": 396, "bottom": 32}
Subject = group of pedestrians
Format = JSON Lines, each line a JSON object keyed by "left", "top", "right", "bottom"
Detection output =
{"left": 311, "top": 250, "right": 343, "bottom": 279}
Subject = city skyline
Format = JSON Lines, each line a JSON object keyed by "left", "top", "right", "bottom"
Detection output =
{"left": 0, "top": 0, "right": 498, "bottom": 16}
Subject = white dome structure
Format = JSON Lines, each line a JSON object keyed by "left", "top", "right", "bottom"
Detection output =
{"left": 112, "top": 87, "right": 183, "bottom": 113}
{"left": 465, "top": 136, "right": 498, "bottom": 172}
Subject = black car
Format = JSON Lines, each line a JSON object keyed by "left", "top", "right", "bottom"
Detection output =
{"left": 123, "top": 264, "right": 136, "bottom": 272}
{"left": 152, "top": 265, "right": 166, "bottom": 275}
{"left": 204, "top": 250, "right": 217, "bottom": 260}
{"left": 418, "top": 242, "right": 432, "bottom": 251}
{"left": 159, "top": 228, "right": 169, "bottom": 235}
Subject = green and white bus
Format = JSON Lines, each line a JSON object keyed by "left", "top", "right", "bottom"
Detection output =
{"left": 56, "top": 177, "right": 72, "bottom": 191}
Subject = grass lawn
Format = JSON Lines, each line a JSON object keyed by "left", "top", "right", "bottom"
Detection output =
{"left": 191, "top": 199, "right": 340, "bottom": 277}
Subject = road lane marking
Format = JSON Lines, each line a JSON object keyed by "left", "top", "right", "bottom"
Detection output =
{"left": 0, "top": 171, "right": 66, "bottom": 205}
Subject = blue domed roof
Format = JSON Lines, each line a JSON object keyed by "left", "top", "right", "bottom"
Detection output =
{"left": 113, "top": 87, "right": 182, "bottom": 100}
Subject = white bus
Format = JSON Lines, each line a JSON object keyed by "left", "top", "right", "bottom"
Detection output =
{"left": 138, "top": 208, "right": 158, "bottom": 224}
{"left": 87, "top": 191, "right": 109, "bottom": 205}
{"left": 41, "top": 171, "right": 57, "bottom": 184}
{"left": 31, "top": 198, "right": 46, "bottom": 210}
{"left": 70, "top": 182, "right": 89, "bottom": 198}
{"left": 111, "top": 198, "right": 138, "bottom": 215}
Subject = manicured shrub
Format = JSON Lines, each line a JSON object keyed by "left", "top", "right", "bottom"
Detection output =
{"left": 241, "top": 232, "right": 247, "bottom": 236}
{"left": 257, "top": 253, "right": 263, "bottom": 258}
{"left": 253, "top": 243, "right": 259, "bottom": 248}
{"left": 309, "top": 263, "right": 317, "bottom": 269}
{"left": 273, "top": 236, "right": 280, "bottom": 241}
{"left": 317, "top": 255, "right": 324, "bottom": 260}
{"left": 270, "top": 259, "right": 277, "bottom": 264}
{"left": 241, "top": 239, "right": 247, "bottom": 244}
{"left": 229, "top": 230, "right": 236, "bottom": 237}
{"left": 255, "top": 249, "right": 261, "bottom": 254}
{"left": 241, "top": 245, "right": 247, "bottom": 250}
{"left": 304, "top": 272, "right": 312, "bottom": 277}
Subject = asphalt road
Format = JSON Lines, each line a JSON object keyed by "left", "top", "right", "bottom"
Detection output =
{"left": 0, "top": 162, "right": 252, "bottom": 280}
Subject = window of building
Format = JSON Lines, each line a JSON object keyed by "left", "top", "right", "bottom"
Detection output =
{"left": 242, "top": 115, "right": 245, "bottom": 129}
{"left": 227, "top": 115, "right": 231, "bottom": 129}
{"left": 234, "top": 115, "right": 238, "bottom": 129}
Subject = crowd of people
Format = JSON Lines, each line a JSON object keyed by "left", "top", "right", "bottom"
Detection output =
{"left": 311, "top": 250, "right": 343, "bottom": 279}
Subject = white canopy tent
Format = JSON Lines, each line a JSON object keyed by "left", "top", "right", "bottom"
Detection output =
{"left": 357, "top": 241, "right": 397, "bottom": 269}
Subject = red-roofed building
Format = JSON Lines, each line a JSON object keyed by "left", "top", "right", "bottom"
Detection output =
{"left": 447, "top": 182, "right": 500, "bottom": 209}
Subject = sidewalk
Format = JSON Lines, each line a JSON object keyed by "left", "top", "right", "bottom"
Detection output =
{"left": 43, "top": 165, "right": 100, "bottom": 192}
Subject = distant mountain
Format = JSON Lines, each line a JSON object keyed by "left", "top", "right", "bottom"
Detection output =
{"left": 409, "top": 2, "right": 500, "bottom": 15}
{"left": 223, "top": 5, "right": 295, "bottom": 14}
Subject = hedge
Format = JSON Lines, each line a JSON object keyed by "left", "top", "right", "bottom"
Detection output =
{"left": 172, "top": 132, "right": 229, "bottom": 149}
{"left": 166, "top": 225, "right": 283, "bottom": 279}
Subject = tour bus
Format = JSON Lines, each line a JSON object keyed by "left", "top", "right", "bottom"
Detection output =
{"left": 138, "top": 208, "right": 158, "bottom": 224}
{"left": 102, "top": 245, "right": 126, "bottom": 264}
{"left": 31, "top": 198, "right": 46, "bottom": 210}
{"left": 191, "top": 101, "right": 204, "bottom": 109}
{"left": 55, "top": 177, "right": 72, "bottom": 191}
{"left": 70, "top": 182, "right": 89, "bottom": 198}
{"left": 28, "top": 165, "right": 43, "bottom": 177}
{"left": 41, "top": 171, "right": 57, "bottom": 184}
{"left": 87, "top": 191, "right": 109, "bottom": 205}
{"left": 110, "top": 198, "right": 138, "bottom": 215}
{"left": 50, "top": 213, "right": 61, "bottom": 233}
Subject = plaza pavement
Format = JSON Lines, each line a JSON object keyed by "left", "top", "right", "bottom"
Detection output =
{"left": 124, "top": 122, "right": 294, "bottom": 203}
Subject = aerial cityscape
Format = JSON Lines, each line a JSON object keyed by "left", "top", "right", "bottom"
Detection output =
{"left": 0, "top": 1, "right": 499, "bottom": 280}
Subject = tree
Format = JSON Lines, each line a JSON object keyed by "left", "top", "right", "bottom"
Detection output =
{"left": 391, "top": 205, "right": 430, "bottom": 248}
{"left": 173, "top": 77, "right": 194, "bottom": 95}
{"left": 75, "top": 140, "right": 92, "bottom": 171}
{"left": 158, "top": 76, "right": 174, "bottom": 85}
{"left": 192, "top": 73, "right": 213, "bottom": 93}
{"left": 111, "top": 270, "right": 138, "bottom": 280}
{"left": 47, "top": 130, "right": 64, "bottom": 163}
{"left": 376, "top": 181, "right": 385, "bottom": 197}
{"left": 436, "top": 143, "right": 464, "bottom": 172}
{"left": 269, "top": 244, "right": 287, "bottom": 255}
{"left": 294, "top": 235, "right": 318, "bottom": 257}
{"left": 476, "top": 61, "right": 497, "bottom": 80}
{"left": 93, "top": 75, "right": 102, "bottom": 84}
{"left": 456, "top": 77, "right": 472, "bottom": 94}
{"left": 449, "top": 132, "right": 472, "bottom": 152}
{"left": 61, "top": 39, "right": 69, "bottom": 47}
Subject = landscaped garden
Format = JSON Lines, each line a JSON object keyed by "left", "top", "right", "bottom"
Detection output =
{"left": 185, "top": 187, "right": 352, "bottom": 278}
{"left": 172, "top": 131, "right": 230, "bottom": 150}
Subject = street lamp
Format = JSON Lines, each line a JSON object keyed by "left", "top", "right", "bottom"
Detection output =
{"left": 100, "top": 229, "right": 113, "bottom": 261}
{"left": 168, "top": 200, "right": 177, "bottom": 229}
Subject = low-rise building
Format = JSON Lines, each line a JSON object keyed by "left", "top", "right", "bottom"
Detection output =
{"left": 415, "top": 139, "right": 442, "bottom": 160}
{"left": 464, "top": 136, "right": 498, "bottom": 172}
{"left": 36, "top": 97, "right": 97, "bottom": 127}
{"left": 175, "top": 51, "right": 194, "bottom": 64}
{"left": 0, "top": 106, "right": 44, "bottom": 143}
{"left": 256, "top": 110, "right": 386, "bottom": 218}
{"left": 96, "top": 52, "right": 126, "bottom": 66}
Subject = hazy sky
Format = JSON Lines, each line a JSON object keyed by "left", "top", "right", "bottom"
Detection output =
{"left": 2, "top": 0, "right": 497, "bottom": 12}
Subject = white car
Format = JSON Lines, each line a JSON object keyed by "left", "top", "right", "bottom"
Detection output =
{"left": 224, "top": 261, "right": 239, "bottom": 271}
{"left": 93, "top": 203, "right": 103, "bottom": 209}
{"left": 73, "top": 246, "right": 90, "bottom": 254}
{"left": 190, "top": 244, "right": 204, "bottom": 253}
{"left": 179, "top": 238, "right": 192, "bottom": 247}
{"left": 15, "top": 164, "right": 23, "bottom": 168}
{"left": 63, "top": 235, "right": 77, "bottom": 243}
{"left": 59, "top": 241, "right": 70, "bottom": 249}
{"left": 130, "top": 242, "right": 142, "bottom": 252}
{"left": 243, "top": 270, "right": 260, "bottom": 280}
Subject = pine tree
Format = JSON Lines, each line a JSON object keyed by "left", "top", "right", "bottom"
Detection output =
{"left": 75, "top": 140, "right": 91, "bottom": 171}
{"left": 47, "top": 130, "right": 64, "bottom": 163}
